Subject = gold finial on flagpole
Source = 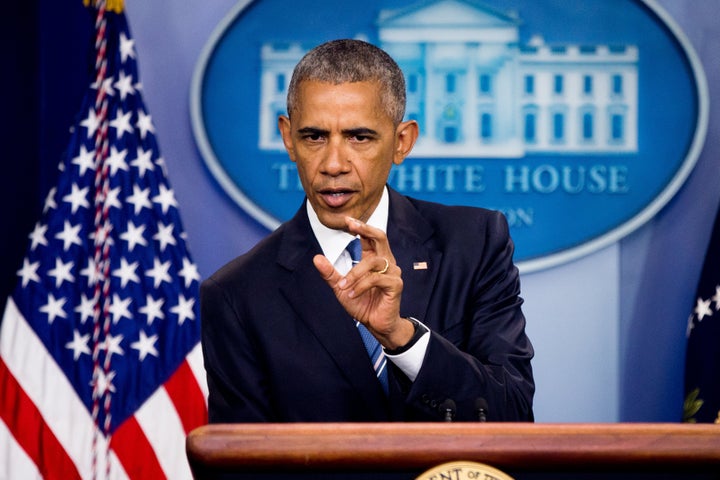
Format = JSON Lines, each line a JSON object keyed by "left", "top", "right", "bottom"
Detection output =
{"left": 83, "top": 0, "right": 124, "bottom": 13}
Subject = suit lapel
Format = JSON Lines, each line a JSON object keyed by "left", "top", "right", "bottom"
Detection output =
{"left": 276, "top": 207, "right": 389, "bottom": 415}
{"left": 387, "top": 189, "right": 443, "bottom": 321}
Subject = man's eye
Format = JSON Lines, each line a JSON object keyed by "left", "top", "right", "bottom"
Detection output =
{"left": 303, "top": 133, "right": 324, "bottom": 141}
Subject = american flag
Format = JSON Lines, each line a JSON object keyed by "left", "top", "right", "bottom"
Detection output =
{"left": 684, "top": 205, "right": 720, "bottom": 424}
{"left": 0, "top": 2, "right": 208, "bottom": 478}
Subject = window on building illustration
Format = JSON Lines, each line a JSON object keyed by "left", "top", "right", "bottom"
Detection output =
{"left": 444, "top": 126, "right": 458, "bottom": 143}
{"left": 553, "top": 112, "right": 565, "bottom": 141}
{"left": 554, "top": 75, "right": 563, "bottom": 94}
{"left": 276, "top": 73, "right": 285, "bottom": 93}
{"left": 582, "top": 112, "right": 594, "bottom": 140}
{"left": 611, "top": 113, "right": 624, "bottom": 141}
{"left": 524, "top": 75, "right": 534, "bottom": 95}
{"left": 480, "top": 113, "right": 492, "bottom": 139}
{"left": 446, "top": 74, "right": 456, "bottom": 94}
{"left": 612, "top": 74, "right": 623, "bottom": 95}
{"left": 524, "top": 112, "right": 536, "bottom": 143}
{"left": 479, "top": 74, "right": 492, "bottom": 95}
{"left": 583, "top": 75, "right": 593, "bottom": 95}
{"left": 408, "top": 74, "right": 418, "bottom": 94}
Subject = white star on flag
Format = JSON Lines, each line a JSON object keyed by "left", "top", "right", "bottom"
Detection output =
{"left": 131, "top": 330, "right": 159, "bottom": 361}
{"left": 153, "top": 183, "right": 178, "bottom": 214}
{"left": 91, "top": 369, "right": 117, "bottom": 399}
{"left": 109, "top": 108, "right": 134, "bottom": 138}
{"left": 72, "top": 144, "right": 97, "bottom": 176}
{"left": 16, "top": 258, "right": 40, "bottom": 287}
{"left": 695, "top": 297, "right": 712, "bottom": 322}
{"left": 171, "top": 294, "right": 196, "bottom": 325}
{"left": 47, "top": 258, "right": 75, "bottom": 288}
{"left": 54, "top": 220, "right": 83, "bottom": 251}
{"left": 136, "top": 110, "right": 155, "bottom": 139}
{"left": 139, "top": 294, "right": 165, "bottom": 325}
{"left": 43, "top": 187, "right": 57, "bottom": 213}
{"left": 130, "top": 146, "right": 154, "bottom": 176}
{"left": 112, "top": 258, "right": 140, "bottom": 288}
{"left": 75, "top": 292, "right": 97, "bottom": 323}
{"left": 119, "top": 31, "right": 136, "bottom": 62}
{"left": 39, "top": 293, "right": 67, "bottom": 324}
{"left": 62, "top": 183, "right": 90, "bottom": 214}
{"left": 65, "top": 330, "right": 91, "bottom": 360}
{"left": 153, "top": 222, "right": 177, "bottom": 251}
{"left": 179, "top": 257, "right": 201, "bottom": 288}
{"left": 80, "top": 108, "right": 101, "bottom": 138}
{"left": 114, "top": 69, "right": 135, "bottom": 100}
{"left": 120, "top": 220, "right": 148, "bottom": 251}
{"left": 146, "top": 258, "right": 172, "bottom": 288}
{"left": 126, "top": 184, "right": 152, "bottom": 214}
{"left": 101, "top": 333, "right": 125, "bottom": 361}
{"left": 106, "top": 145, "right": 130, "bottom": 175}
{"left": 109, "top": 293, "right": 133, "bottom": 324}
{"left": 28, "top": 223, "right": 48, "bottom": 251}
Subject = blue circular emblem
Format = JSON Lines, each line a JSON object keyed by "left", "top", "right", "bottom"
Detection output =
{"left": 191, "top": 0, "right": 708, "bottom": 272}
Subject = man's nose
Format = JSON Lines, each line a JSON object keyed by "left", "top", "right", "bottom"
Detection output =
{"left": 321, "top": 139, "right": 351, "bottom": 175}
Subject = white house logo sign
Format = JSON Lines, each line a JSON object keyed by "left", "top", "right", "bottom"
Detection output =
{"left": 190, "top": 0, "right": 707, "bottom": 272}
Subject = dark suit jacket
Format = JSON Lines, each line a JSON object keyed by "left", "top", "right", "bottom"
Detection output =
{"left": 201, "top": 188, "right": 534, "bottom": 422}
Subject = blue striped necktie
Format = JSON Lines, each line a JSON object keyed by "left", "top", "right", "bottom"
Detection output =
{"left": 346, "top": 238, "right": 389, "bottom": 395}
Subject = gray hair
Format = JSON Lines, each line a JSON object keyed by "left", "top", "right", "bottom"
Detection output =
{"left": 286, "top": 39, "right": 406, "bottom": 125}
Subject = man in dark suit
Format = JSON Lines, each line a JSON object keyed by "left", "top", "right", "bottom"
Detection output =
{"left": 201, "top": 39, "right": 534, "bottom": 422}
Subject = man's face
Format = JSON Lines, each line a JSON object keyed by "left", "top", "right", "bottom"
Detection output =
{"left": 279, "top": 80, "right": 417, "bottom": 231}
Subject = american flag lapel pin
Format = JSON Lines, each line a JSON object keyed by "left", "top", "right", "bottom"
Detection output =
{"left": 413, "top": 261, "right": 428, "bottom": 270}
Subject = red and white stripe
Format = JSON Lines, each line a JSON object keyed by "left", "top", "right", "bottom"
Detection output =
{"left": 0, "top": 298, "right": 208, "bottom": 479}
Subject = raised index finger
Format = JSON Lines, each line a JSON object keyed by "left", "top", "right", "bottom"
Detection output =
{"left": 344, "top": 216, "right": 394, "bottom": 259}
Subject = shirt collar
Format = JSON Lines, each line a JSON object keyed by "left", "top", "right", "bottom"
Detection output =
{"left": 307, "top": 186, "right": 389, "bottom": 265}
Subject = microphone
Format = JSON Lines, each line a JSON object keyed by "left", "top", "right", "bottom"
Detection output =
{"left": 438, "top": 399, "right": 456, "bottom": 422}
{"left": 475, "top": 397, "right": 488, "bottom": 422}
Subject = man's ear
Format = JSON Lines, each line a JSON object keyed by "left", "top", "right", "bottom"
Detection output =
{"left": 278, "top": 115, "right": 296, "bottom": 162}
{"left": 393, "top": 120, "right": 419, "bottom": 165}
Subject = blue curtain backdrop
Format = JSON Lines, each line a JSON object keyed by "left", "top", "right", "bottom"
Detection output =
{"left": 0, "top": 1, "right": 92, "bottom": 314}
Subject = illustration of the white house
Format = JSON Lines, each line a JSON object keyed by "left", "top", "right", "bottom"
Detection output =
{"left": 258, "top": 0, "right": 638, "bottom": 157}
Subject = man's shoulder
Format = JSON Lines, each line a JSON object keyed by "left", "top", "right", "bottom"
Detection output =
{"left": 396, "top": 194, "right": 516, "bottom": 274}
{"left": 388, "top": 192, "right": 512, "bottom": 254}
{"left": 400, "top": 193, "right": 506, "bottom": 230}
{"left": 204, "top": 223, "right": 288, "bottom": 287}
{"left": 405, "top": 195, "right": 495, "bottom": 216}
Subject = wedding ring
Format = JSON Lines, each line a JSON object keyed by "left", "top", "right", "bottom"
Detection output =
{"left": 376, "top": 258, "right": 389, "bottom": 274}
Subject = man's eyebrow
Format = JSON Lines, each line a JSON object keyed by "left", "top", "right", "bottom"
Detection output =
{"left": 342, "top": 127, "right": 379, "bottom": 137}
{"left": 297, "top": 126, "right": 328, "bottom": 135}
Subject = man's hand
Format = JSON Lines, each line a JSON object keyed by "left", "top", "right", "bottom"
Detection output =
{"left": 313, "top": 216, "right": 415, "bottom": 350}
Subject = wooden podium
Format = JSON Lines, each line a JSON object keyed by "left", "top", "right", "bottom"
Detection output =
{"left": 186, "top": 423, "right": 720, "bottom": 479}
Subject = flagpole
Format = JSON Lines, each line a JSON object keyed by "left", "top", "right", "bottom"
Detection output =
{"left": 87, "top": 2, "right": 115, "bottom": 478}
